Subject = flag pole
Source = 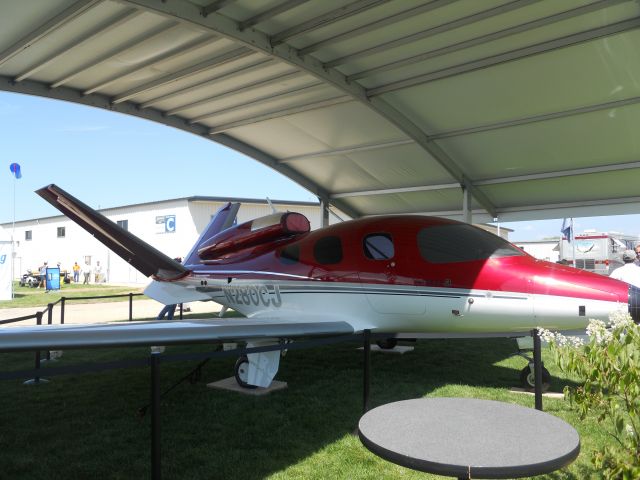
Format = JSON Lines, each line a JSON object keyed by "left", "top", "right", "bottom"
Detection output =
{"left": 571, "top": 218, "right": 576, "bottom": 268}
{"left": 11, "top": 172, "right": 15, "bottom": 299}
{"left": 9, "top": 163, "right": 21, "bottom": 299}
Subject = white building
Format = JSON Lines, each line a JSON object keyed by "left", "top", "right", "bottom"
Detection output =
{"left": 1, "top": 196, "right": 342, "bottom": 285}
{"left": 514, "top": 240, "right": 560, "bottom": 263}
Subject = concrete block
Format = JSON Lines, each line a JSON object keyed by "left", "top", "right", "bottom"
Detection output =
{"left": 206, "top": 377, "right": 287, "bottom": 395}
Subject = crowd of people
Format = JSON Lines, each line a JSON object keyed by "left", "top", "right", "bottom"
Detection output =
{"left": 609, "top": 245, "right": 640, "bottom": 287}
{"left": 34, "top": 260, "right": 105, "bottom": 288}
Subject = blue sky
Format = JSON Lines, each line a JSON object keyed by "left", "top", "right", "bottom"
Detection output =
{"left": 1, "top": 90, "right": 639, "bottom": 242}
{"left": 0, "top": 91, "right": 313, "bottom": 224}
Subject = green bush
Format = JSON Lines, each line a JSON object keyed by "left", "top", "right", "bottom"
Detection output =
{"left": 539, "top": 311, "right": 640, "bottom": 478}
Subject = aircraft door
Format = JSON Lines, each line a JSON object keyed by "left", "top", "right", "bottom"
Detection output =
{"left": 361, "top": 233, "right": 426, "bottom": 315}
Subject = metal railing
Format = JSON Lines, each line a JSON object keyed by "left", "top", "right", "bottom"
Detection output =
{"left": 1, "top": 292, "right": 146, "bottom": 377}
{"left": 1, "top": 292, "right": 145, "bottom": 327}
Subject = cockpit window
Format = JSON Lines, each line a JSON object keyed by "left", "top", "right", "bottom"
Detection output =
{"left": 417, "top": 224, "right": 523, "bottom": 263}
{"left": 363, "top": 233, "right": 394, "bottom": 260}
{"left": 314, "top": 236, "right": 343, "bottom": 265}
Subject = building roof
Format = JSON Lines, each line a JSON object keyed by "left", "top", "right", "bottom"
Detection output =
{"left": 0, "top": 194, "right": 319, "bottom": 227}
{"left": 2, "top": 1, "right": 640, "bottom": 223}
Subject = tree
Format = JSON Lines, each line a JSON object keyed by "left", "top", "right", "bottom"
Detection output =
{"left": 539, "top": 311, "right": 640, "bottom": 478}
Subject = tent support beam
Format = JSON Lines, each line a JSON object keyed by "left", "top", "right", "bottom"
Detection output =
{"left": 462, "top": 186, "right": 472, "bottom": 224}
{"left": 118, "top": 0, "right": 497, "bottom": 218}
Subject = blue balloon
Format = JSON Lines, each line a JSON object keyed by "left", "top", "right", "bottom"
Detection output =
{"left": 9, "top": 163, "right": 21, "bottom": 179}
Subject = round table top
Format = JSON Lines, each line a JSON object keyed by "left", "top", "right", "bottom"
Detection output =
{"left": 358, "top": 397, "right": 580, "bottom": 479}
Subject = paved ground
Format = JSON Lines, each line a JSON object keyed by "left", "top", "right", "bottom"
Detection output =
{"left": 0, "top": 298, "right": 223, "bottom": 328}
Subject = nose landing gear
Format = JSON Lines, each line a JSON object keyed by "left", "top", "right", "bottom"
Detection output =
{"left": 519, "top": 363, "right": 551, "bottom": 391}
{"left": 514, "top": 335, "right": 552, "bottom": 392}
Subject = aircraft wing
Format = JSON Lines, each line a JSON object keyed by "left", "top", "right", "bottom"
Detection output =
{"left": 0, "top": 318, "right": 355, "bottom": 352}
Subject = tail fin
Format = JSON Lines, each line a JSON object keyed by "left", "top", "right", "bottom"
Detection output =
{"left": 183, "top": 202, "right": 240, "bottom": 267}
{"left": 36, "top": 184, "right": 187, "bottom": 280}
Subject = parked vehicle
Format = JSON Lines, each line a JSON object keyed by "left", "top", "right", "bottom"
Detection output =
{"left": 559, "top": 231, "right": 639, "bottom": 275}
{"left": 19, "top": 270, "right": 40, "bottom": 288}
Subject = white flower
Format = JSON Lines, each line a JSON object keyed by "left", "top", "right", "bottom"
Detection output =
{"left": 568, "top": 336, "right": 585, "bottom": 347}
{"left": 536, "top": 327, "right": 584, "bottom": 348}
{"left": 537, "top": 328, "right": 555, "bottom": 343}
{"left": 608, "top": 309, "right": 633, "bottom": 330}
{"left": 586, "top": 319, "right": 612, "bottom": 345}
{"left": 626, "top": 424, "right": 634, "bottom": 437}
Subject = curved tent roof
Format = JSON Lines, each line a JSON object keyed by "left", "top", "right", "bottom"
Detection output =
{"left": 1, "top": 0, "right": 639, "bottom": 223}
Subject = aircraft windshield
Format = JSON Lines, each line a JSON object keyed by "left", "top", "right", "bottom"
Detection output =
{"left": 417, "top": 224, "right": 523, "bottom": 264}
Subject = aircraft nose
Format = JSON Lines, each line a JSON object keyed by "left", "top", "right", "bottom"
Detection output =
{"left": 629, "top": 285, "right": 640, "bottom": 324}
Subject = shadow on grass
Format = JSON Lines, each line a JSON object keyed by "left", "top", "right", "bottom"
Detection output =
{"left": 7, "top": 293, "right": 28, "bottom": 299}
{"left": 0, "top": 337, "right": 584, "bottom": 479}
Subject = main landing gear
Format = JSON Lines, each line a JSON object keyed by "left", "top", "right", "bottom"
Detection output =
{"left": 231, "top": 340, "right": 283, "bottom": 389}
{"left": 234, "top": 356, "right": 257, "bottom": 389}
{"left": 376, "top": 338, "right": 398, "bottom": 350}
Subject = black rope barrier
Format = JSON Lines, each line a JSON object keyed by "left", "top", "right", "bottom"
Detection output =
{"left": 0, "top": 313, "right": 38, "bottom": 325}
{"left": 0, "top": 292, "right": 144, "bottom": 325}
{"left": 62, "top": 293, "right": 144, "bottom": 301}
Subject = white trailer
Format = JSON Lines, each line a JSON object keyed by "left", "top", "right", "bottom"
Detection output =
{"left": 559, "top": 231, "right": 639, "bottom": 275}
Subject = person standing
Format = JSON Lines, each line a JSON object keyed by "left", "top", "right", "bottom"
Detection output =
{"left": 156, "top": 303, "right": 177, "bottom": 320}
{"left": 94, "top": 261, "right": 102, "bottom": 283}
{"left": 634, "top": 244, "right": 640, "bottom": 267}
{"left": 156, "top": 258, "right": 182, "bottom": 320}
{"left": 82, "top": 261, "right": 91, "bottom": 284}
{"left": 38, "top": 262, "right": 47, "bottom": 289}
{"left": 72, "top": 262, "right": 80, "bottom": 283}
{"left": 610, "top": 250, "right": 640, "bottom": 287}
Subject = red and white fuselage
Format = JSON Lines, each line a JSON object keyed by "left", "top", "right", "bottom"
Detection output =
{"left": 148, "top": 215, "right": 635, "bottom": 335}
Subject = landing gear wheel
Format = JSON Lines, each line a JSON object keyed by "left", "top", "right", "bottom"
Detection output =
{"left": 519, "top": 365, "right": 551, "bottom": 392}
{"left": 376, "top": 338, "right": 398, "bottom": 350}
{"left": 234, "top": 356, "right": 257, "bottom": 389}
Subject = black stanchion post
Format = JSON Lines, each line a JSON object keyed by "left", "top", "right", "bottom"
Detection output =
{"left": 151, "top": 353, "right": 161, "bottom": 480}
{"left": 129, "top": 293, "right": 133, "bottom": 321}
{"left": 60, "top": 297, "right": 65, "bottom": 325}
{"left": 35, "top": 311, "right": 42, "bottom": 377}
{"left": 46, "top": 303, "right": 53, "bottom": 361}
{"left": 24, "top": 312, "right": 49, "bottom": 385}
{"left": 179, "top": 303, "right": 183, "bottom": 320}
{"left": 363, "top": 329, "right": 371, "bottom": 414}
{"left": 533, "top": 328, "right": 543, "bottom": 411}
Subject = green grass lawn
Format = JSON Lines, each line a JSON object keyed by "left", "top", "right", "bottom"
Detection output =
{"left": 1, "top": 282, "right": 145, "bottom": 309}
{"left": 0, "top": 337, "right": 608, "bottom": 479}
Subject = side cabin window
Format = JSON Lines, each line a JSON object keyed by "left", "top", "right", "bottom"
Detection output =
{"left": 363, "top": 233, "right": 394, "bottom": 260}
{"left": 314, "top": 236, "right": 343, "bottom": 265}
{"left": 279, "top": 244, "right": 300, "bottom": 265}
{"left": 417, "top": 224, "right": 522, "bottom": 263}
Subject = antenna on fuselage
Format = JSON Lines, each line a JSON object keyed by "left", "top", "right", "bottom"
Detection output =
{"left": 266, "top": 197, "right": 277, "bottom": 214}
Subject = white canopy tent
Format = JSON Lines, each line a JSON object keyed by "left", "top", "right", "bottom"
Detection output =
{"left": 1, "top": 0, "right": 639, "bottom": 223}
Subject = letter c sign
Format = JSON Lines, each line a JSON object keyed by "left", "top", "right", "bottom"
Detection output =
{"left": 165, "top": 216, "right": 176, "bottom": 233}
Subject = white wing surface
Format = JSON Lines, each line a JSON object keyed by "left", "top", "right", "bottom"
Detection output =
{"left": 0, "top": 318, "right": 355, "bottom": 352}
